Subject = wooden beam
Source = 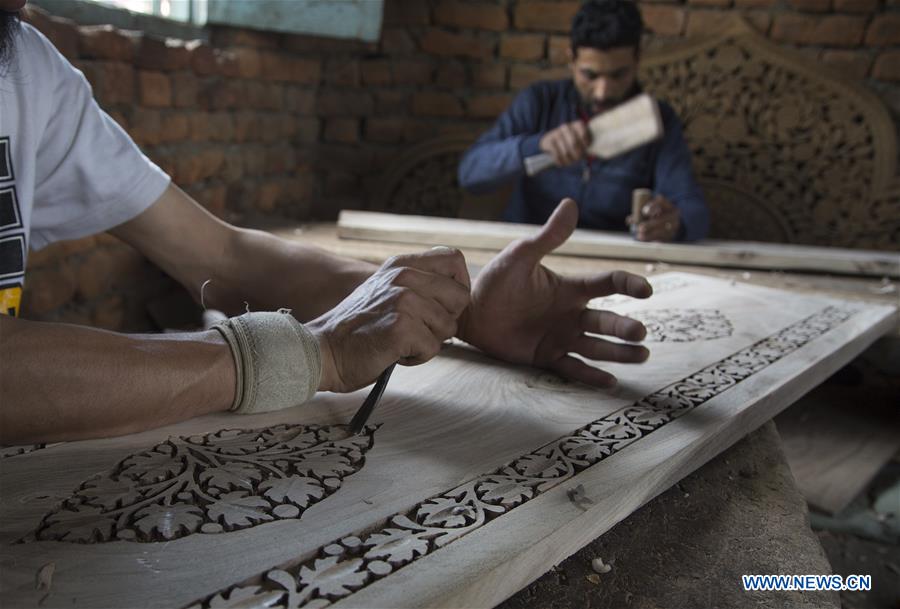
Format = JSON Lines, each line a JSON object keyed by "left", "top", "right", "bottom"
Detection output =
{"left": 338, "top": 211, "right": 900, "bottom": 278}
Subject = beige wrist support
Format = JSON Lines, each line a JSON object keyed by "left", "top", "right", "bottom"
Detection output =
{"left": 214, "top": 311, "right": 322, "bottom": 415}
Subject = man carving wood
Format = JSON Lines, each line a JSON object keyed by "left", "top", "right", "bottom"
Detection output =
{"left": 458, "top": 0, "right": 710, "bottom": 243}
{"left": 0, "top": 1, "right": 652, "bottom": 445}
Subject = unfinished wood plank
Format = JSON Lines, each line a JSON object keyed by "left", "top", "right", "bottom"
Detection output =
{"left": 337, "top": 211, "right": 900, "bottom": 278}
{"left": 0, "top": 273, "right": 895, "bottom": 609}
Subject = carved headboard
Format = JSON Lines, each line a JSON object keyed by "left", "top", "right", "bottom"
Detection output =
{"left": 374, "top": 18, "right": 899, "bottom": 250}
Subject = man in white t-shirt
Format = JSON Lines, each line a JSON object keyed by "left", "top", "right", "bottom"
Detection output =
{"left": 0, "top": 3, "right": 653, "bottom": 444}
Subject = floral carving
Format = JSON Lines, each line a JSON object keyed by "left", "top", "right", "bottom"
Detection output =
{"left": 628, "top": 308, "right": 733, "bottom": 342}
{"left": 0, "top": 444, "right": 46, "bottom": 459}
{"left": 28, "top": 424, "right": 376, "bottom": 544}
{"left": 191, "top": 305, "right": 855, "bottom": 609}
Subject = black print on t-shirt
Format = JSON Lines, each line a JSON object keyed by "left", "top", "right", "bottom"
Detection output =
{"left": 0, "top": 186, "right": 22, "bottom": 231}
{"left": 0, "top": 137, "right": 13, "bottom": 182}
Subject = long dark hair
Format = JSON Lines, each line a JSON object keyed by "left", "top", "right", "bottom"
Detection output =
{"left": 0, "top": 9, "right": 21, "bottom": 73}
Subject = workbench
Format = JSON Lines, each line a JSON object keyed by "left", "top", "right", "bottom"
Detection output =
{"left": 267, "top": 221, "right": 897, "bottom": 609}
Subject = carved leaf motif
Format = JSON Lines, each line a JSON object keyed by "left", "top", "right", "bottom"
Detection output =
{"left": 477, "top": 477, "right": 533, "bottom": 505}
{"left": 39, "top": 505, "right": 116, "bottom": 543}
{"left": 204, "top": 585, "right": 285, "bottom": 609}
{"left": 417, "top": 497, "right": 471, "bottom": 528}
{"left": 133, "top": 503, "right": 204, "bottom": 540}
{"left": 199, "top": 462, "right": 263, "bottom": 491}
{"left": 563, "top": 438, "right": 612, "bottom": 462}
{"left": 297, "top": 556, "right": 367, "bottom": 598}
{"left": 515, "top": 453, "right": 568, "bottom": 478}
{"left": 363, "top": 527, "right": 430, "bottom": 563}
{"left": 206, "top": 491, "right": 275, "bottom": 528}
{"left": 31, "top": 424, "right": 376, "bottom": 544}
{"left": 259, "top": 476, "right": 323, "bottom": 507}
{"left": 120, "top": 444, "right": 183, "bottom": 483}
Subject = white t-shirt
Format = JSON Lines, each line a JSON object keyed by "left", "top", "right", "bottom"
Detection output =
{"left": 0, "top": 22, "right": 170, "bottom": 316}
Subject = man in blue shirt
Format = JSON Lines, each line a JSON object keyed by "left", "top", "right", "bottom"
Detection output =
{"left": 459, "top": 0, "right": 710, "bottom": 242}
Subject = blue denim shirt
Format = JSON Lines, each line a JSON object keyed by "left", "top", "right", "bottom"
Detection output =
{"left": 458, "top": 79, "right": 710, "bottom": 242}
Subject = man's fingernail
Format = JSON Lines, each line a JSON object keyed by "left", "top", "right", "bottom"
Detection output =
{"left": 431, "top": 245, "right": 453, "bottom": 252}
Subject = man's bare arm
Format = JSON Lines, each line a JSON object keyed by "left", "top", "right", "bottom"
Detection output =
{"left": 0, "top": 315, "right": 234, "bottom": 444}
{"left": 110, "top": 184, "right": 376, "bottom": 320}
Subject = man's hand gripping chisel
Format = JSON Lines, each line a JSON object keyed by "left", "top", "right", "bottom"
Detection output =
{"left": 347, "top": 363, "right": 396, "bottom": 435}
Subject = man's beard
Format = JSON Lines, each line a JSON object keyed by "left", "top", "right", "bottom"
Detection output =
{"left": 0, "top": 10, "right": 21, "bottom": 72}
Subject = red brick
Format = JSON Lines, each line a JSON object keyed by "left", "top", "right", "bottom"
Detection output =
{"left": 242, "top": 145, "right": 267, "bottom": 175}
{"left": 472, "top": 64, "right": 508, "bottom": 89}
{"left": 294, "top": 118, "right": 320, "bottom": 144}
{"left": 325, "top": 58, "right": 361, "bottom": 86}
{"left": 500, "top": 34, "right": 546, "bottom": 61}
{"left": 256, "top": 180, "right": 283, "bottom": 212}
{"left": 324, "top": 118, "right": 360, "bottom": 144}
{"left": 549, "top": 35, "right": 570, "bottom": 65}
{"left": 788, "top": 0, "right": 831, "bottom": 11}
{"left": 212, "top": 27, "right": 279, "bottom": 49}
{"left": 872, "top": 50, "right": 900, "bottom": 81}
{"left": 91, "top": 294, "right": 126, "bottom": 330}
{"left": 194, "top": 183, "right": 228, "bottom": 217}
{"left": 366, "top": 117, "right": 408, "bottom": 143}
{"left": 324, "top": 171, "right": 359, "bottom": 197}
{"left": 412, "top": 92, "right": 464, "bottom": 117}
{"left": 383, "top": 0, "right": 432, "bottom": 26}
{"left": 231, "top": 47, "right": 262, "bottom": 79}
{"left": 734, "top": 0, "right": 777, "bottom": 7}
{"left": 317, "top": 90, "right": 375, "bottom": 116}
{"left": 24, "top": 7, "right": 79, "bottom": 58}
{"left": 434, "top": 1, "right": 509, "bottom": 31}
{"left": 361, "top": 59, "right": 393, "bottom": 86}
{"left": 833, "top": 0, "right": 879, "bottom": 10}
{"left": 79, "top": 25, "right": 135, "bottom": 61}
{"left": 688, "top": 0, "right": 732, "bottom": 5}
{"left": 171, "top": 72, "right": 199, "bottom": 108}
{"left": 641, "top": 5, "right": 687, "bottom": 36}
{"left": 129, "top": 108, "right": 162, "bottom": 146}
{"left": 514, "top": 2, "right": 581, "bottom": 32}
{"left": 435, "top": 61, "right": 468, "bottom": 88}
{"left": 159, "top": 112, "right": 190, "bottom": 142}
{"left": 286, "top": 88, "right": 317, "bottom": 114}
{"left": 177, "top": 148, "right": 225, "bottom": 184}
{"left": 215, "top": 49, "right": 240, "bottom": 78}
{"left": 281, "top": 33, "right": 376, "bottom": 54}
{"left": 248, "top": 83, "right": 284, "bottom": 111}
{"left": 135, "top": 36, "right": 190, "bottom": 71}
{"left": 820, "top": 50, "right": 873, "bottom": 79}
{"left": 221, "top": 148, "right": 244, "bottom": 182}
{"left": 189, "top": 112, "right": 211, "bottom": 141}
{"left": 285, "top": 58, "right": 321, "bottom": 85}
{"left": 686, "top": 10, "right": 733, "bottom": 37}
{"left": 866, "top": 15, "right": 900, "bottom": 46}
{"left": 393, "top": 59, "right": 434, "bottom": 84}
{"left": 380, "top": 28, "right": 417, "bottom": 55}
{"left": 76, "top": 61, "right": 135, "bottom": 106}
{"left": 375, "top": 90, "right": 410, "bottom": 114}
{"left": 509, "top": 65, "right": 571, "bottom": 90}
{"left": 186, "top": 40, "right": 217, "bottom": 76}
{"left": 771, "top": 14, "right": 867, "bottom": 46}
{"left": 138, "top": 71, "right": 172, "bottom": 108}
{"left": 745, "top": 12, "right": 773, "bottom": 35}
{"left": 420, "top": 29, "right": 495, "bottom": 59}
{"left": 263, "top": 52, "right": 320, "bottom": 83}
{"left": 209, "top": 113, "right": 235, "bottom": 142}
{"left": 467, "top": 93, "right": 515, "bottom": 118}
{"left": 199, "top": 80, "right": 240, "bottom": 111}
{"left": 233, "top": 113, "right": 260, "bottom": 143}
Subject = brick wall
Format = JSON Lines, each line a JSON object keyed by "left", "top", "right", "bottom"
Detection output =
{"left": 19, "top": 0, "right": 899, "bottom": 330}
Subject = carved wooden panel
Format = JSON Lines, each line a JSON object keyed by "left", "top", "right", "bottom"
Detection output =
{"left": 641, "top": 18, "right": 899, "bottom": 249}
{"left": 0, "top": 273, "right": 895, "bottom": 608}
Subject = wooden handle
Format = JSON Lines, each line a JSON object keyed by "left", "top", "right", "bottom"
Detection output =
{"left": 524, "top": 153, "right": 556, "bottom": 176}
{"left": 632, "top": 188, "right": 652, "bottom": 222}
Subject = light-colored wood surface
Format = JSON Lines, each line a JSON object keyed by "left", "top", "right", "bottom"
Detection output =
{"left": 1, "top": 273, "right": 895, "bottom": 608}
{"left": 777, "top": 383, "right": 900, "bottom": 515}
{"left": 337, "top": 211, "right": 900, "bottom": 277}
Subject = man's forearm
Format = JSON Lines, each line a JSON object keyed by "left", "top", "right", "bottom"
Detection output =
{"left": 0, "top": 316, "right": 234, "bottom": 444}
{"left": 212, "top": 227, "right": 376, "bottom": 321}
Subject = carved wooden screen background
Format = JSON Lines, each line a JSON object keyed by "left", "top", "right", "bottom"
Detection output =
{"left": 373, "top": 18, "right": 899, "bottom": 251}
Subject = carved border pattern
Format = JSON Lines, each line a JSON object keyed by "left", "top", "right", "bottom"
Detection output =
{"left": 28, "top": 424, "right": 376, "bottom": 544}
{"left": 191, "top": 305, "right": 855, "bottom": 609}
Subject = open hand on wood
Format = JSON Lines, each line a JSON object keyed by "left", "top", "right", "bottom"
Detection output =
{"left": 458, "top": 198, "right": 652, "bottom": 387}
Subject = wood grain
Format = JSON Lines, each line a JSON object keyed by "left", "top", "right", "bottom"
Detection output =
{"left": 337, "top": 211, "right": 900, "bottom": 277}
{"left": 0, "top": 273, "right": 895, "bottom": 608}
